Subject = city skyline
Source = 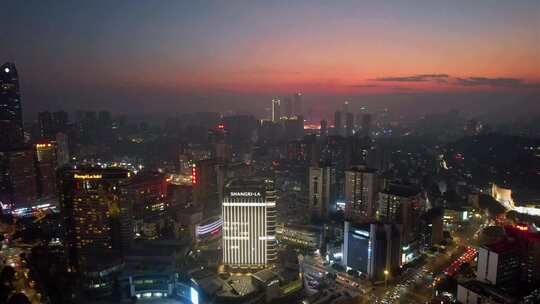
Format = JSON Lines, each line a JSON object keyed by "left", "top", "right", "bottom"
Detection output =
{"left": 1, "top": 3, "right": 540, "bottom": 303}
{"left": 2, "top": 1, "right": 540, "bottom": 120}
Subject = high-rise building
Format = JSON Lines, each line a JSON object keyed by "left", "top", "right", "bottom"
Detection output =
{"left": 271, "top": 98, "right": 281, "bottom": 122}
{"left": 477, "top": 241, "right": 521, "bottom": 288}
{"left": 0, "top": 62, "right": 24, "bottom": 149}
{"left": 360, "top": 114, "right": 372, "bottom": 138}
{"left": 344, "top": 165, "right": 378, "bottom": 223}
{"left": 334, "top": 111, "right": 343, "bottom": 136}
{"left": 345, "top": 112, "right": 354, "bottom": 137}
{"left": 293, "top": 92, "right": 303, "bottom": 117}
{"left": 127, "top": 171, "right": 167, "bottom": 221}
{"left": 320, "top": 120, "right": 328, "bottom": 137}
{"left": 0, "top": 147, "right": 38, "bottom": 207}
{"left": 343, "top": 100, "right": 350, "bottom": 114}
{"left": 59, "top": 167, "right": 132, "bottom": 272}
{"left": 37, "top": 111, "right": 54, "bottom": 139}
{"left": 283, "top": 97, "right": 293, "bottom": 118}
{"left": 343, "top": 221, "right": 401, "bottom": 281}
{"left": 193, "top": 159, "right": 220, "bottom": 217}
{"left": 377, "top": 184, "right": 423, "bottom": 243}
{"left": 52, "top": 110, "right": 69, "bottom": 133}
{"left": 55, "top": 132, "right": 70, "bottom": 166}
{"left": 309, "top": 165, "right": 336, "bottom": 221}
{"left": 222, "top": 178, "right": 277, "bottom": 270}
{"left": 35, "top": 141, "right": 57, "bottom": 198}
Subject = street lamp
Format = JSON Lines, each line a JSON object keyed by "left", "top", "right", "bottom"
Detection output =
{"left": 384, "top": 269, "right": 389, "bottom": 288}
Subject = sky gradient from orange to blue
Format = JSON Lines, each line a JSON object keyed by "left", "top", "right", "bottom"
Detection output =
{"left": 2, "top": 0, "right": 540, "bottom": 117}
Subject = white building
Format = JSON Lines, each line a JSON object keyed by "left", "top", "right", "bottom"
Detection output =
{"left": 222, "top": 178, "right": 277, "bottom": 270}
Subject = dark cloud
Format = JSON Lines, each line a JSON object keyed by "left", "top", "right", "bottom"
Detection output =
{"left": 349, "top": 84, "right": 380, "bottom": 88}
{"left": 455, "top": 77, "right": 540, "bottom": 88}
{"left": 374, "top": 74, "right": 449, "bottom": 82}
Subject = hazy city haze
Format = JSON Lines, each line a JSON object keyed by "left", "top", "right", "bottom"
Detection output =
{"left": 2, "top": 0, "right": 539, "bottom": 120}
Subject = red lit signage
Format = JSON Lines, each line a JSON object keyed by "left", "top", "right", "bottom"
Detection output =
{"left": 515, "top": 224, "right": 528, "bottom": 231}
{"left": 191, "top": 164, "right": 197, "bottom": 185}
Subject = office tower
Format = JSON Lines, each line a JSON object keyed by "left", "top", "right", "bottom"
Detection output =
{"left": 420, "top": 207, "right": 444, "bottom": 247}
{"left": 367, "top": 223, "right": 401, "bottom": 281}
{"left": 35, "top": 141, "right": 57, "bottom": 198}
{"left": 293, "top": 92, "right": 303, "bottom": 117}
{"left": 344, "top": 165, "right": 378, "bottom": 223}
{"left": 193, "top": 159, "right": 220, "bottom": 217}
{"left": 0, "top": 147, "right": 38, "bottom": 207}
{"left": 334, "top": 111, "right": 343, "bottom": 136}
{"left": 343, "top": 222, "right": 401, "bottom": 281}
{"left": 283, "top": 97, "right": 293, "bottom": 118}
{"left": 320, "top": 120, "right": 328, "bottom": 137}
{"left": 377, "top": 184, "right": 423, "bottom": 243}
{"left": 345, "top": 112, "right": 354, "bottom": 137}
{"left": 59, "top": 167, "right": 132, "bottom": 271}
{"left": 343, "top": 221, "right": 371, "bottom": 274}
{"left": 222, "top": 178, "right": 277, "bottom": 270}
{"left": 309, "top": 165, "right": 336, "bottom": 221}
{"left": 477, "top": 241, "right": 521, "bottom": 288}
{"left": 37, "top": 111, "right": 54, "bottom": 139}
{"left": 271, "top": 98, "right": 281, "bottom": 122}
{"left": 361, "top": 114, "right": 372, "bottom": 137}
{"left": 0, "top": 62, "right": 24, "bottom": 149}
{"left": 55, "top": 132, "right": 70, "bottom": 166}
{"left": 505, "top": 225, "right": 540, "bottom": 287}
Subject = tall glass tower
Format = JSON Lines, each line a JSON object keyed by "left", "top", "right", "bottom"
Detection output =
{"left": 0, "top": 62, "right": 24, "bottom": 149}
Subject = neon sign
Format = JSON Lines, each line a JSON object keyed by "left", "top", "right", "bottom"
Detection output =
{"left": 74, "top": 174, "right": 102, "bottom": 179}
{"left": 230, "top": 192, "right": 261, "bottom": 197}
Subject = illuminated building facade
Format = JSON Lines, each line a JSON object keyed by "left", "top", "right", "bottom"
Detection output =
{"left": 0, "top": 62, "right": 24, "bottom": 149}
{"left": 59, "top": 167, "right": 132, "bottom": 271}
{"left": 344, "top": 165, "right": 378, "bottom": 223}
{"left": 222, "top": 178, "right": 277, "bottom": 270}
{"left": 195, "top": 216, "right": 223, "bottom": 242}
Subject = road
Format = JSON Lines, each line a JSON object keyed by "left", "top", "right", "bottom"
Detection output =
{"left": 0, "top": 241, "right": 44, "bottom": 303}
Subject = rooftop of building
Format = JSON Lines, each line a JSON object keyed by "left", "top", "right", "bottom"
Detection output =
{"left": 281, "top": 223, "right": 324, "bottom": 233}
{"left": 346, "top": 165, "right": 377, "bottom": 173}
{"left": 251, "top": 269, "right": 280, "bottom": 284}
{"left": 483, "top": 240, "right": 520, "bottom": 254}
{"left": 129, "top": 171, "right": 165, "bottom": 184}
{"left": 460, "top": 280, "right": 518, "bottom": 304}
{"left": 380, "top": 183, "right": 421, "bottom": 197}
